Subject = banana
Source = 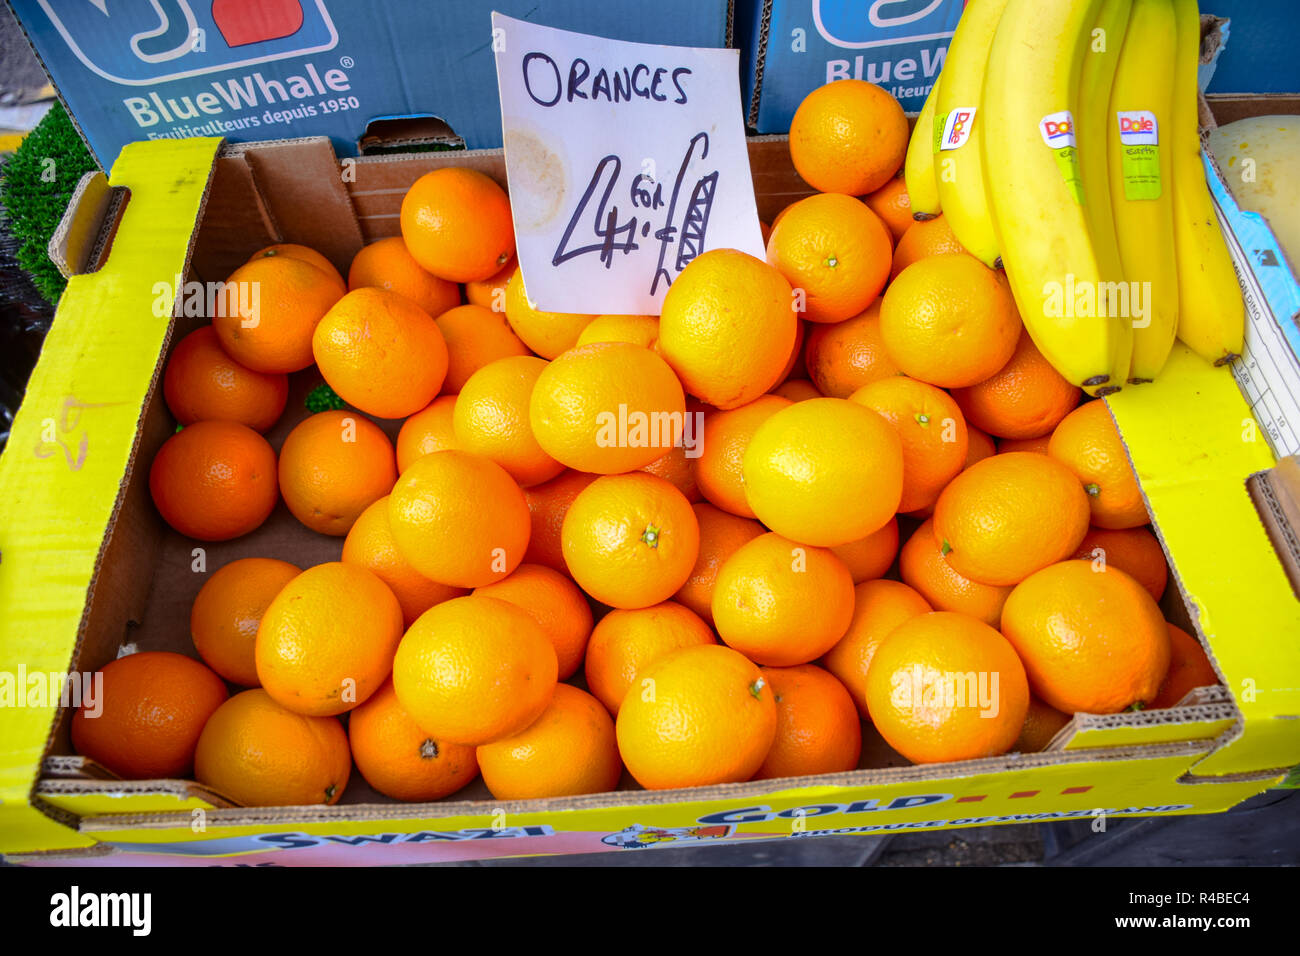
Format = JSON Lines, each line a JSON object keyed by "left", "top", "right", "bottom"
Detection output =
{"left": 905, "top": 78, "right": 942, "bottom": 220}
{"left": 1170, "top": 0, "right": 1245, "bottom": 366}
{"left": 981, "top": 0, "right": 1119, "bottom": 396}
{"left": 933, "top": 0, "right": 1008, "bottom": 268}
{"left": 1107, "top": 0, "right": 1180, "bottom": 383}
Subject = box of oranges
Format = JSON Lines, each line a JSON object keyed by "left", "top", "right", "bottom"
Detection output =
{"left": 0, "top": 87, "right": 1296, "bottom": 864}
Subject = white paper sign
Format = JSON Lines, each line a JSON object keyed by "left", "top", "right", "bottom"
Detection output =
{"left": 491, "top": 13, "right": 765, "bottom": 315}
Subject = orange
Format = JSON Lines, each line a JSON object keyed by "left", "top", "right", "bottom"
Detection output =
{"left": 675, "top": 503, "right": 766, "bottom": 623}
{"left": 640, "top": 444, "right": 702, "bottom": 503}
{"left": 400, "top": 167, "right": 515, "bottom": 282}
{"left": 246, "top": 243, "right": 346, "bottom": 294}
{"left": 212, "top": 255, "right": 344, "bottom": 373}
{"left": 392, "top": 594, "right": 557, "bottom": 745}
{"left": 149, "top": 420, "right": 278, "bottom": 541}
{"left": 477, "top": 684, "right": 622, "bottom": 800}
{"left": 347, "top": 236, "right": 461, "bottom": 318}
{"left": 577, "top": 314, "right": 659, "bottom": 349}
{"left": 850, "top": 376, "right": 969, "bottom": 513}
{"left": 830, "top": 517, "right": 899, "bottom": 583}
{"left": 342, "top": 496, "right": 467, "bottom": 627}
{"left": 435, "top": 303, "right": 529, "bottom": 394}
{"left": 474, "top": 563, "right": 594, "bottom": 680}
{"left": 348, "top": 679, "right": 478, "bottom": 802}
{"left": 1071, "top": 525, "right": 1168, "bottom": 602}
{"left": 312, "top": 288, "right": 448, "bottom": 419}
{"left": 933, "top": 452, "right": 1091, "bottom": 586}
{"left": 866, "top": 611, "right": 1030, "bottom": 764}
{"left": 779, "top": 318, "right": 808, "bottom": 382}
{"left": 504, "top": 267, "right": 595, "bottom": 358}
{"left": 998, "top": 435, "right": 1052, "bottom": 455}
{"left": 278, "top": 410, "right": 397, "bottom": 536}
{"left": 1150, "top": 624, "right": 1219, "bottom": 709}
{"left": 766, "top": 193, "right": 893, "bottom": 323}
{"left": 1048, "top": 400, "right": 1149, "bottom": 529}
{"left": 966, "top": 425, "right": 997, "bottom": 469}
{"left": 890, "top": 215, "right": 967, "bottom": 280}
{"left": 388, "top": 450, "right": 530, "bottom": 588}
{"left": 658, "top": 249, "right": 797, "bottom": 409}
{"left": 584, "top": 601, "right": 716, "bottom": 713}
{"left": 1001, "top": 560, "right": 1171, "bottom": 714}
{"left": 742, "top": 397, "right": 904, "bottom": 547}
{"left": 788, "top": 79, "right": 908, "bottom": 196}
{"left": 561, "top": 473, "right": 700, "bottom": 609}
{"left": 163, "top": 325, "right": 288, "bottom": 433}
{"left": 615, "top": 644, "right": 777, "bottom": 790}
{"left": 770, "top": 379, "right": 821, "bottom": 401}
{"left": 880, "top": 254, "right": 1020, "bottom": 389}
{"left": 395, "top": 394, "right": 458, "bottom": 473}
{"left": 755, "top": 663, "right": 862, "bottom": 779}
{"left": 70, "top": 651, "right": 228, "bottom": 779}
{"left": 1014, "top": 697, "right": 1073, "bottom": 752}
{"left": 194, "top": 688, "right": 350, "bottom": 806}
{"left": 696, "top": 394, "right": 791, "bottom": 518}
{"left": 804, "top": 302, "right": 901, "bottom": 399}
{"left": 530, "top": 342, "right": 686, "bottom": 474}
{"left": 191, "top": 557, "right": 300, "bottom": 686}
{"left": 522, "top": 469, "right": 599, "bottom": 573}
{"left": 899, "top": 518, "right": 1013, "bottom": 628}
{"left": 454, "top": 355, "right": 563, "bottom": 487}
{"left": 465, "top": 255, "right": 515, "bottom": 312}
{"left": 952, "top": 329, "right": 1081, "bottom": 440}
{"left": 711, "top": 532, "right": 855, "bottom": 666}
{"left": 864, "top": 176, "right": 913, "bottom": 244}
{"left": 256, "top": 562, "right": 404, "bottom": 716}
{"left": 822, "top": 578, "right": 932, "bottom": 718}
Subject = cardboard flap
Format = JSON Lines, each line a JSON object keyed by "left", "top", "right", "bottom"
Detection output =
{"left": 46, "top": 170, "right": 127, "bottom": 279}
{"left": 1249, "top": 456, "right": 1300, "bottom": 599}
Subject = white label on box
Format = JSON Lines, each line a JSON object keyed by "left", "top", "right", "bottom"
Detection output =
{"left": 491, "top": 13, "right": 764, "bottom": 315}
{"left": 938, "top": 107, "right": 976, "bottom": 150}
{"left": 1117, "top": 109, "right": 1159, "bottom": 146}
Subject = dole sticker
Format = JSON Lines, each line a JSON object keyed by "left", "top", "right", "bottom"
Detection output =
{"left": 938, "top": 107, "right": 977, "bottom": 151}
{"left": 1039, "top": 110, "right": 1076, "bottom": 148}
{"left": 1116, "top": 110, "right": 1159, "bottom": 146}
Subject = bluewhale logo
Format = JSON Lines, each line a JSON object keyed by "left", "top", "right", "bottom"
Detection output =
{"left": 32, "top": 0, "right": 338, "bottom": 85}
{"left": 812, "top": 0, "right": 959, "bottom": 49}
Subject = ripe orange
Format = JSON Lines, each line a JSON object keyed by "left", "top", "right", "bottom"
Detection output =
{"left": 830, "top": 517, "right": 900, "bottom": 583}
{"left": 395, "top": 394, "right": 458, "bottom": 472}
{"left": 277, "top": 410, "right": 397, "bottom": 536}
{"left": 577, "top": 314, "right": 660, "bottom": 349}
{"left": 822, "top": 578, "right": 932, "bottom": 718}
{"left": 465, "top": 255, "right": 515, "bottom": 311}
{"left": 454, "top": 355, "right": 563, "bottom": 487}
{"left": 347, "top": 236, "right": 461, "bottom": 318}
{"left": 1150, "top": 624, "right": 1219, "bottom": 709}
{"left": 743, "top": 398, "right": 903, "bottom": 547}
{"left": 966, "top": 425, "right": 997, "bottom": 469}
{"left": 616, "top": 644, "right": 777, "bottom": 790}
{"left": 256, "top": 562, "right": 404, "bottom": 716}
{"left": 675, "top": 503, "right": 766, "bottom": 623}
{"left": 789, "top": 80, "right": 908, "bottom": 196}
{"left": 474, "top": 563, "right": 594, "bottom": 680}
{"left": 933, "top": 452, "right": 1091, "bottom": 586}
{"left": 864, "top": 176, "right": 913, "bottom": 244}
{"left": 561, "top": 473, "right": 700, "bottom": 609}
{"left": 658, "top": 249, "right": 797, "bottom": 409}
{"left": 342, "top": 496, "right": 467, "bottom": 627}
{"left": 1014, "top": 697, "right": 1073, "bottom": 752}
{"left": 770, "top": 379, "right": 822, "bottom": 402}
{"left": 191, "top": 557, "right": 300, "bottom": 686}
{"left": 899, "top": 518, "right": 1013, "bottom": 628}
{"left": 348, "top": 679, "right": 478, "bottom": 802}
{"left": 640, "top": 444, "right": 702, "bottom": 503}
{"left": 522, "top": 469, "right": 598, "bottom": 573}
{"left": 392, "top": 594, "right": 557, "bottom": 746}
{"left": 212, "top": 255, "right": 344, "bottom": 373}
{"left": 850, "top": 376, "right": 969, "bottom": 513}
{"left": 696, "top": 394, "right": 791, "bottom": 518}
{"left": 866, "top": 611, "right": 1030, "bottom": 764}
{"left": 712, "top": 532, "right": 855, "bottom": 667}
{"left": 163, "top": 326, "right": 288, "bottom": 433}
{"left": 246, "top": 243, "right": 346, "bottom": 294}
{"left": 477, "top": 684, "right": 622, "bottom": 800}
{"left": 194, "top": 688, "right": 350, "bottom": 806}
{"left": 584, "top": 601, "right": 716, "bottom": 714}
{"left": 400, "top": 167, "right": 514, "bottom": 282}
{"left": 1071, "top": 526, "right": 1168, "bottom": 602}
{"left": 435, "top": 303, "right": 529, "bottom": 394}
{"left": 998, "top": 435, "right": 1052, "bottom": 455}
{"left": 149, "top": 420, "right": 278, "bottom": 541}
{"left": 71, "top": 651, "right": 228, "bottom": 779}
{"left": 388, "top": 450, "right": 530, "bottom": 588}
{"left": 890, "top": 215, "right": 967, "bottom": 280}
{"left": 504, "top": 266, "right": 595, "bottom": 358}
{"left": 779, "top": 319, "right": 809, "bottom": 382}
{"left": 766, "top": 193, "right": 893, "bottom": 323}
{"left": 755, "top": 664, "right": 862, "bottom": 779}
{"left": 952, "top": 328, "right": 1081, "bottom": 440}
{"left": 804, "top": 302, "right": 901, "bottom": 399}
{"left": 1001, "top": 560, "right": 1171, "bottom": 714}
{"left": 1048, "top": 400, "right": 1149, "bottom": 529}
{"left": 530, "top": 342, "right": 686, "bottom": 474}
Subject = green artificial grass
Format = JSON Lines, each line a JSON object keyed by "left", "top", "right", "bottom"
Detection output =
{"left": 0, "top": 102, "right": 99, "bottom": 306}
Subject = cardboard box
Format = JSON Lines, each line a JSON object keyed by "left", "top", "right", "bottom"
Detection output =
{"left": 1, "top": 112, "right": 1298, "bottom": 863}
{"left": 6, "top": 0, "right": 733, "bottom": 166}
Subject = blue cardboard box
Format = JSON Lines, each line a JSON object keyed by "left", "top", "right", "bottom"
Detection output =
{"left": 8, "top": 0, "right": 733, "bottom": 166}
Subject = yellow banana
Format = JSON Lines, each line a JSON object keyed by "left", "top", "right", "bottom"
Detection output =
{"left": 981, "top": 0, "right": 1119, "bottom": 396}
{"left": 905, "top": 78, "right": 942, "bottom": 220}
{"left": 1107, "top": 0, "right": 1179, "bottom": 383}
{"left": 933, "top": 0, "right": 1008, "bottom": 268}
{"left": 1170, "top": 0, "right": 1244, "bottom": 366}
